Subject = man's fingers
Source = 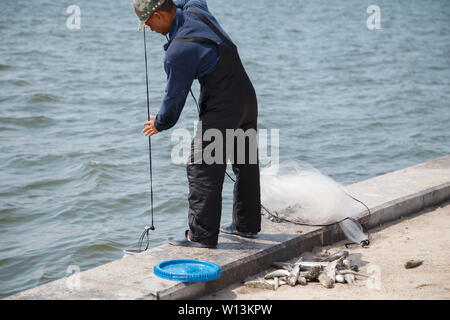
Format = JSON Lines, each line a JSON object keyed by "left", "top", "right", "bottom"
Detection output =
{"left": 142, "top": 125, "right": 158, "bottom": 135}
{"left": 142, "top": 126, "right": 153, "bottom": 134}
{"left": 143, "top": 127, "right": 153, "bottom": 135}
{"left": 144, "top": 129, "right": 157, "bottom": 137}
{"left": 142, "top": 115, "right": 158, "bottom": 136}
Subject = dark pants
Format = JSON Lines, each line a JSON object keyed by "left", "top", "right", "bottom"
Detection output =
{"left": 187, "top": 121, "right": 261, "bottom": 246}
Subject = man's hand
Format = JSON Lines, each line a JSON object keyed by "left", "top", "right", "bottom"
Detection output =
{"left": 142, "top": 115, "right": 159, "bottom": 137}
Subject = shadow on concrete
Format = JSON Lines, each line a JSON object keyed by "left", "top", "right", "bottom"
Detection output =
{"left": 255, "top": 232, "right": 300, "bottom": 243}
{"left": 217, "top": 233, "right": 299, "bottom": 250}
{"left": 348, "top": 252, "right": 370, "bottom": 268}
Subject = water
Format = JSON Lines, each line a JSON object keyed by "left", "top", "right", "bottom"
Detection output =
{"left": 0, "top": 0, "right": 449, "bottom": 298}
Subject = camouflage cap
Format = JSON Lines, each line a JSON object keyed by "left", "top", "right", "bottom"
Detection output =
{"left": 133, "top": 0, "right": 167, "bottom": 31}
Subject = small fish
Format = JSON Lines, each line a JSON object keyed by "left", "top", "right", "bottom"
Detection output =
{"left": 288, "top": 264, "right": 300, "bottom": 286}
{"left": 298, "top": 264, "right": 325, "bottom": 271}
{"left": 298, "top": 261, "right": 328, "bottom": 268}
{"left": 300, "top": 266, "right": 321, "bottom": 281}
{"left": 271, "top": 262, "right": 293, "bottom": 272}
{"left": 318, "top": 272, "right": 334, "bottom": 288}
{"left": 297, "top": 276, "right": 307, "bottom": 286}
{"left": 321, "top": 250, "right": 349, "bottom": 262}
{"left": 335, "top": 274, "right": 345, "bottom": 283}
{"left": 274, "top": 277, "right": 280, "bottom": 290}
{"left": 344, "top": 274, "right": 355, "bottom": 285}
{"left": 244, "top": 280, "right": 274, "bottom": 290}
{"left": 266, "top": 278, "right": 286, "bottom": 289}
{"left": 336, "top": 263, "right": 346, "bottom": 271}
{"left": 342, "top": 259, "right": 351, "bottom": 269}
{"left": 264, "top": 269, "right": 291, "bottom": 279}
{"left": 405, "top": 260, "right": 423, "bottom": 269}
{"left": 325, "top": 260, "right": 339, "bottom": 283}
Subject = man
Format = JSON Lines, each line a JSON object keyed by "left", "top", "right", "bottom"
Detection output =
{"left": 133, "top": 0, "right": 261, "bottom": 248}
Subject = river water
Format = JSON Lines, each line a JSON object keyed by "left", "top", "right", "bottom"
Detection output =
{"left": 0, "top": 0, "right": 449, "bottom": 298}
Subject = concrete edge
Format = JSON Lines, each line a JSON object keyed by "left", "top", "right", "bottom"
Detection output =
{"left": 362, "top": 182, "right": 450, "bottom": 229}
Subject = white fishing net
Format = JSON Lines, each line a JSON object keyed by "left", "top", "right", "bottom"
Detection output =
{"left": 260, "top": 160, "right": 368, "bottom": 227}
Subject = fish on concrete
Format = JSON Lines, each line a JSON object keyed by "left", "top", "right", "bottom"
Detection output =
{"left": 264, "top": 269, "right": 291, "bottom": 279}
{"left": 318, "top": 272, "right": 334, "bottom": 288}
{"left": 320, "top": 250, "right": 349, "bottom": 262}
{"left": 274, "top": 277, "right": 280, "bottom": 290}
{"left": 267, "top": 278, "right": 286, "bottom": 290}
{"left": 271, "top": 262, "right": 293, "bottom": 272}
{"left": 344, "top": 274, "right": 355, "bottom": 285}
{"left": 325, "top": 259, "right": 340, "bottom": 283}
{"left": 342, "top": 259, "right": 351, "bottom": 269}
{"left": 298, "top": 264, "right": 325, "bottom": 272}
{"left": 335, "top": 274, "right": 345, "bottom": 283}
{"left": 297, "top": 276, "right": 307, "bottom": 286}
{"left": 288, "top": 264, "right": 300, "bottom": 286}
{"left": 299, "top": 266, "right": 321, "bottom": 281}
{"left": 297, "top": 261, "right": 329, "bottom": 268}
{"left": 297, "top": 261, "right": 327, "bottom": 273}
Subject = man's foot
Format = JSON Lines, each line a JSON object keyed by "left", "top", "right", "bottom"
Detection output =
{"left": 168, "top": 230, "right": 217, "bottom": 249}
{"left": 220, "top": 223, "right": 258, "bottom": 239}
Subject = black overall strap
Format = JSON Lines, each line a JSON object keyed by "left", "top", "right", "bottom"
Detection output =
{"left": 172, "top": 36, "right": 217, "bottom": 46}
{"left": 187, "top": 7, "right": 228, "bottom": 42}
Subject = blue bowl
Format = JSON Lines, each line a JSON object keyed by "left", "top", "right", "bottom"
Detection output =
{"left": 154, "top": 259, "right": 221, "bottom": 282}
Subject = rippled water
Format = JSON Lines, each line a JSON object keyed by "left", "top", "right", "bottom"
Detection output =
{"left": 1, "top": 0, "right": 449, "bottom": 298}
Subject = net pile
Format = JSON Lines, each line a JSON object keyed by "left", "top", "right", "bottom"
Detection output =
{"left": 260, "top": 160, "right": 370, "bottom": 246}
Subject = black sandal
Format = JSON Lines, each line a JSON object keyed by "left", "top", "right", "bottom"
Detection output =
{"left": 220, "top": 223, "right": 258, "bottom": 238}
{"left": 168, "top": 230, "right": 217, "bottom": 249}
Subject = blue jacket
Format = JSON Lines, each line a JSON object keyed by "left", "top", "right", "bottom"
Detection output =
{"left": 154, "top": 0, "right": 232, "bottom": 132}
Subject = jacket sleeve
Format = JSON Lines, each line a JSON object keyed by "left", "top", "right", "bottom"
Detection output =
{"left": 153, "top": 46, "right": 199, "bottom": 132}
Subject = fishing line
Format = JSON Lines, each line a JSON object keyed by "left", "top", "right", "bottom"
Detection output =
{"left": 127, "top": 26, "right": 155, "bottom": 254}
{"left": 144, "top": 26, "right": 155, "bottom": 233}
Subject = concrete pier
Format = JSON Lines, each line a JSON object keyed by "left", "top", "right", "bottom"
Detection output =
{"left": 5, "top": 155, "right": 450, "bottom": 300}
